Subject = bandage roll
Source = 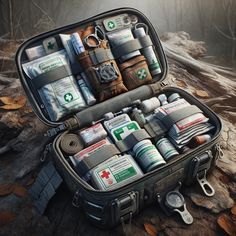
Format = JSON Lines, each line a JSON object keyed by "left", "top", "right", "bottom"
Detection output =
{"left": 140, "top": 97, "right": 160, "bottom": 114}
{"left": 60, "top": 134, "right": 84, "bottom": 155}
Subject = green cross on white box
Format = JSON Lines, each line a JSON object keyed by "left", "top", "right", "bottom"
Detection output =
{"left": 111, "top": 121, "right": 140, "bottom": 141}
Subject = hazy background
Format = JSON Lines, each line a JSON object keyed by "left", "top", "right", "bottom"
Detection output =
{"left": 1, "top": 0, "right": 236, "bottom": 68}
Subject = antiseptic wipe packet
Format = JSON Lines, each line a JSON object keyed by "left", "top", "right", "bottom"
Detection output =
{"left": 22, "top": 50, "right": 86, "bottom": 121}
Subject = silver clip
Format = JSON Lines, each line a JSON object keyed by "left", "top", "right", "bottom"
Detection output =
{"left": 197, "top": 170, "right": 215, "bottom": 196}
{"left": 173, "top": 204, "right": 193, "bottom": 225}
{"left": 216, "top": 144, "right": 224, "bottom": 159}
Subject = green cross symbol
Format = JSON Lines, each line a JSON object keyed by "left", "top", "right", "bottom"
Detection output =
{"left": 64, "top": 93, "right": 73, "bottom": 102}
{"left": 137, "top": 68, "right": 147, "bottom": 80}
{"left": 108, "top": 21, "right": 115, "bottom": 29}
{"left": 47, "top": 41, "right": 54, "bottom": 50}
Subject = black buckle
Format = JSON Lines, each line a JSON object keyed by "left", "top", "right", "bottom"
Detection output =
{"left": 72, "top": 190, "right": 81, "bottom": 208}
{"left": 94, "top": 63, "right": 118, "bottom": 84}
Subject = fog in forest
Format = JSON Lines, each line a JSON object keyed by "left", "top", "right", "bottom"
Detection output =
{"left": 1, "top": 0, "right": 236, "bottom": 67}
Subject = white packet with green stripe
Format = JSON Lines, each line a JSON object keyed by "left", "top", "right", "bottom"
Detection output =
{"left": 22, "top": 50, "right": 86, "bottom": 121}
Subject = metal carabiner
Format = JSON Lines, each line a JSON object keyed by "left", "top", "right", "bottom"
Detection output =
{"left": 83, "top": 25, "right": 106, "bottom": 48}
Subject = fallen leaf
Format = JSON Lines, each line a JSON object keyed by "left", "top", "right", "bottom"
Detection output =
{"left": 12, "top": 185, "right": 27, "bottom": 198}
{"left": 144, "top": 223, "right": 158, "bottom": 236}
{"left": 0, "top": 97, "right": 15, "bottom": 105}
{"left": 0, "top": 95, "right": 26, "bottom": 110}
{"left": 231, "top": 204, "right": 236, "bottom": 216}
{"left": 217, "top": 214, "right": 236, "bottom": 236}
{"left": 195, "top": 90, "right": 209, "bottom": 98}
{"left": 0, "top": 183, "right": 14, "bottom": 196}
{"left": 0, "top": 211, "right": 16, "bottom": 227}
{"left": 177, "top": 81, "right": 188, "bottom": 88}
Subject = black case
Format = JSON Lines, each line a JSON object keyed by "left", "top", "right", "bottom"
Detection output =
{"left": 15, "top": 8, "right": 222, "bottom": 228}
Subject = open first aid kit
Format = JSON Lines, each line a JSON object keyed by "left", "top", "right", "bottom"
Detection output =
{"left": 16, "top": 8, "right": 222, "bottom": 227}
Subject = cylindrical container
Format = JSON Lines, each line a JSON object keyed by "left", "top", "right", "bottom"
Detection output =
{"left": 133, "top": 139, "right": 166, "bottom": 172}
{"left": 168, "top": 93, "right": 181, "bottom": 103}
{"left": 156, "top": 138, "right": 179, "bottom": 161}
{"left": 133, "top": 27, "right": 161, "bottom": 76}
{"left": 190, "top": 134, "right": 212, "bottom": 148}
{"left": 131, "top": 108, "right": 146, "bottom": 127}
{"left": 77, "top": 76, "right": 97, "bottom": 106}
{"left": 158, "top": 94, "right": 168, "bottom": 106}
{"left": 140, "top": 97, "right": 161, "bottom": 114}
{"left": 71, "top": 32, "right": 85, "bottom": 54}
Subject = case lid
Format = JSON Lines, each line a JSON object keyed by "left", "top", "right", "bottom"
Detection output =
{"left": 15, "top": 8, "right": 168, "bottom": 129}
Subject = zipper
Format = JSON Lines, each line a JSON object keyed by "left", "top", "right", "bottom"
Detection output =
{"left": 41, "top": 143, "right": 52, "bottom": 162}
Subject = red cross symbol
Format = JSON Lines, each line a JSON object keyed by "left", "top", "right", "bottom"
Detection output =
{"left": 101, "top": 170, "right": 110, "bottom": 179}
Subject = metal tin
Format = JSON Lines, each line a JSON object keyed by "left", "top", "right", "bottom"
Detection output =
{"left": 91, "top": 155, "right": 143, "bottom": 190}
{"left": 110, "top": 121, "right": 140, "bottom": 142}
{"left": 168, "top": 93, "right": 181, "bottom": 103}
{"left": 133, "top": 139, "right": 166, "bottom": 172}
{"left": 140, "top": 97, "right": 160, "bottom": 114}
{"left": 156, "top": 138, "right": 179, "bottom": 161}
{"left": 79, "top": 123, "right": 107, "bottom": 146}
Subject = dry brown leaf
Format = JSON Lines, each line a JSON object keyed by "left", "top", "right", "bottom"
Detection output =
{"left": 12, "top": 185, "right": 27, "bottom": 198}
{"left": 195, "top": 90, "right": 209, "bottom": 98}
{"left": 0, "top": 211, "right": 16, "bottom": 227}
{"left": 0, "top": 183, "right": 14, "bottom": 196}
{"left": 217, "top": 214, "right": 236, "bottom": 236}
{"left": 0, "top": 95, "right": 26, "bottom": 110}
{"left": 176, "top": 81, "right": 188, "bottom": 88}
{"left": 231, "top": 204, "right": 236, "bottom": 216}
{"left": 0, "top": 97, "right": 15, "bottom": 105}
{"left": 144, "top": 223, "right": 158, "bottom": 236}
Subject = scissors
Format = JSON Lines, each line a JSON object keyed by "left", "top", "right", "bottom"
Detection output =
{"left": 83, "top": 25, "right": 106, "bottom": 48}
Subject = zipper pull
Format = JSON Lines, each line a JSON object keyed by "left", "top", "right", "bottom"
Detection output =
{"left": 41, "top": 143, "right": 52, "bottom": 162}
{"left": 216, "top": 144, "right": 224, "bottom": 159}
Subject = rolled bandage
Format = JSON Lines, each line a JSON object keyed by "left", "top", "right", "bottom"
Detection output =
{"left": 60, "top": 134, "right": 84, "bottom": 155}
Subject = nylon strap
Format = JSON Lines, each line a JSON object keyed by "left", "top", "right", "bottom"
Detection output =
{"left": 89, "top": 48, "right": 114, "bottom": 65}
{"left": 160, "top": 105, "right": 202, "bottom": 130}
{"left": 116, "top": 129, "right": 151, "bottom": 153}
{"left": 32, "top": 64, "right": 72, "bottom": 89}
{"left": 112, "top": 35, "right": 153, "bottom": 59}
{"left": 77, "top": 144, "right": 120, "bottom": 176}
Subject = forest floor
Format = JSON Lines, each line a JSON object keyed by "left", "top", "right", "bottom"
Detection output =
{"left": 0, "top": 32, "right": 235, "bottom": 236}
